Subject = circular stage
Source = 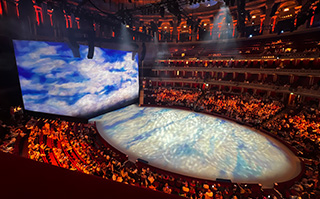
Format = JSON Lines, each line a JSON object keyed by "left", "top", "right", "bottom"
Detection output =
{"left": 91, "top": 105, "right": 301, "bottom": 188}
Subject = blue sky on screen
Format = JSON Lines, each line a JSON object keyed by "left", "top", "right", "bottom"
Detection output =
{"left": 13, "top": 40, "right": 139, "bottom": 118}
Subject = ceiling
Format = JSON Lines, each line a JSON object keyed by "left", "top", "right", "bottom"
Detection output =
{"left": 66, "top": 0, "right": 225, "bottom": 16}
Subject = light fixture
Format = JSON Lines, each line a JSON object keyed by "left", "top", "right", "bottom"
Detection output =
{"left": 284, "top": 8, "right": 289, "bottom": 12}
{"left": 252, "top": 15, "right": 256, "bottom": 19}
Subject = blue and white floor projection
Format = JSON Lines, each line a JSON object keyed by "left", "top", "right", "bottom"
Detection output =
{"left": 91, "top": 105, "right": 301, "bottom": 187}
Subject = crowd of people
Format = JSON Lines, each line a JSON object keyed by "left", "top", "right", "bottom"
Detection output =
{"left": 156, "top": 58, "right": 318, "bottom": 70}
{"left": 146, "top": 87, "right": 320, "bottom": 198}
{"left": 151, "top": 87, "right": 284, "bottom": 125}
{"left": 1, "top": 97, "right": 320, "bottom": 198}
{"left": 1, "top": 115, "right": 267, "bottom": 199}
{"left": 0, "top": 120, "right": 25, "bottom": 154}
{"left": 263, "top": 107, "right": 320, "bottom": 198}
{"left": 264, "top": 107, "right": 320, "bottom": 160}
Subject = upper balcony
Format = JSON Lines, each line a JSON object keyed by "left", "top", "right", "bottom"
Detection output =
{"left": 0, "top": 0, "right": 319, "bottom": 46}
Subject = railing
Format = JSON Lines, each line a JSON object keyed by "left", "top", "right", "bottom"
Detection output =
{"left": 145, "top": 77, "right": 320, "bottom": 98}
{"left": 148, "top": 66, "right": 320, "bottom": 76}
{"left": 0, "top": 151, "right": 182, "bottom": 199}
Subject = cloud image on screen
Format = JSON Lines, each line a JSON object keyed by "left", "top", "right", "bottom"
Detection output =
{"left": 13, "top": 40, "right": 139, "bottom": 118}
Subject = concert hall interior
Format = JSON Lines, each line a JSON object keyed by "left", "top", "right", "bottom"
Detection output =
{"left": 0, "top": 0, "right": 320, "bottom": 198}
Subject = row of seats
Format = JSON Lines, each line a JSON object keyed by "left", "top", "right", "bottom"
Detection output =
{"left": 147, "top": 87, "right": 284, "bottom": 125}
{"left": 1, "top": 99, "right": 319, "bottom": 198}
{"left": 0, "top": 115, "right": 268, "bottom": 198}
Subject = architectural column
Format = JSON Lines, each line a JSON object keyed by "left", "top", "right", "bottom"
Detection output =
{"left": 273, "top": 74, "right": 277, "bottom": 82}
{"left": 288, "top": 93, "right": 295, "bottom": 106}
{"left": 258, "top": 73, "right": 262, "bottom": 81}
{"left": 192, "top": 27, "right": 197, "bottom": 42}
{"left": 172, "top": 19, "right": 178, "bottom": 42}
{"left": 232, "top": 20, "right": 237, "bottom": 38}
{"left": 290, "top": 75, "right": 295, "bottom": 84}
{"left": 139, "top": 89, "right": 144, "bottom": 105}
{"left": 263, "top": 0, "right": 275, "bottom": 35}
{"left": 309, "top": 76, "right": 314, "bottom": 86}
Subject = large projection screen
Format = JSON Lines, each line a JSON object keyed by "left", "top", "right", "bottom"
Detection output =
{"left": 13, "top": 40, "right": 139, "bottom": 118}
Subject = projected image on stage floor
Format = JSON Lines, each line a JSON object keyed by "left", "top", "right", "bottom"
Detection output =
{"left": 91, "top": 105, "right": 301, "bottom": 187}
{"left": 13, "top": 40, "right": 139, "bottom": 118}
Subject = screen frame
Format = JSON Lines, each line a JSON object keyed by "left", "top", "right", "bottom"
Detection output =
{"left": 13, "top": 39, "right": 140, "bottom": 119}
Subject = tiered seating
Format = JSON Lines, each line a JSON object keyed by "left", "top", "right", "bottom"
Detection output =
{"left": 17, "top": 116, "right": 269, "bottom": 198}
{"left": 2, "top": 98, "right": 320, "bottom": 198}
{"left": 149, "top": 87, "right": 284, "bottom": 125}
{"left": 263, "top": 107, "right": 320, "bottom": 198}
{"left": 0, "top": 123, "right": 25, "bottom": 154}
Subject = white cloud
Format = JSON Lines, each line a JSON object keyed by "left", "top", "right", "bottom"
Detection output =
{"left": 16, "top": 41, "right": 139, "bottom": 117}
{"left": 32, "top": 59, "right": 66, "bottom": 74}
{"left": 23, "top": 94, "right": 44, "bottom": 101}
{"left": 19, "top": 77, "right": 44, "bottom": 90}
